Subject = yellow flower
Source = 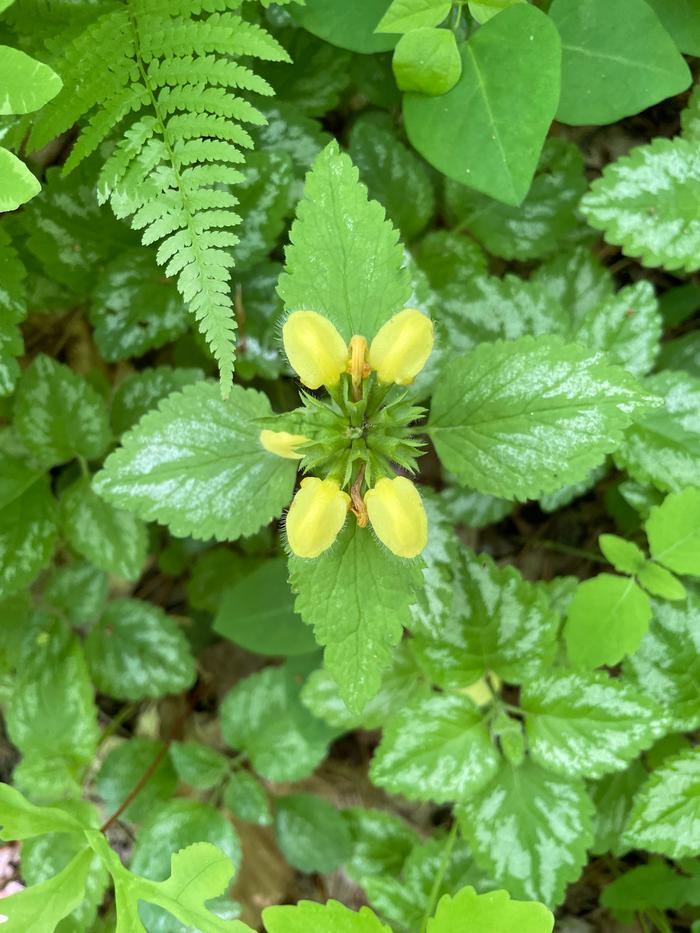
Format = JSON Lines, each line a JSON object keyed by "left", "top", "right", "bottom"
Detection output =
{"left": 365, "top": 476, "right": 428, "bottom": 558}
{"left": 286, "top": 477, "right": 351, "bottom": 558}
{"left": 368, "top": 308, "right": 434, "bottom": 385}
{"left": 462, "top": 675, "right": 501, "bottom": 707}
{"left": 259, "top": 429, "right": 307, "bottom": 460}
{"left": 283, "top": 310, "right": 349, "bottom": 389}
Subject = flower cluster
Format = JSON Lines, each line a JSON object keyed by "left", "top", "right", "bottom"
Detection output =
{"left": 260, "top": 308, "right": 434, "bottom": 560}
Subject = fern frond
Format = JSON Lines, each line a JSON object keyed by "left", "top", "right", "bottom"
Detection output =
{"left": 30, "top": 0, "right": 289, "bottom": 395}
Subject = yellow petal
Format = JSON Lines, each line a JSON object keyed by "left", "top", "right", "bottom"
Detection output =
{"left": 286, "top": 477, "right": 351, "bottom": 558}
{"left": 462, "top": 675, "right": 501, "bottom": 707}
{"left": 282, "top": 311, "right": 349, "bottom": 389}
{"left": 259, "top": 429, "right": 307, "bottom": 460}
{"left": 365, "top": 476, "right": 428, "bottom": 558}
{"left": 368, "top": 308, "right": 434, "bottom": 385}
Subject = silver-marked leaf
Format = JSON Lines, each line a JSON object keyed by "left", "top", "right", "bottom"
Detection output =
{"left": 0, "top": 229, "right": 26, "bottom": 396}
{"left": 521, "top": 670, "right": 663, "bottom": 780}
{"left": 590, "top": 762, "right": 647, "bottom": 857}
{"left": 94, "top": 382, "right": 297, "bottom": 541}
{"left": 531, "top": 246, "right": 614, "bottom": 332}
{"left": 370, "top": 692, "right": 499, "bottom": 803}
{"left": 110, "top": 366, "right": 204, "bottom": 435}
{"left": 0, "top": 476, "right": 57, "bottom": 598}
{"left": 274, "top": 793, "right": 352, "bottom": 874}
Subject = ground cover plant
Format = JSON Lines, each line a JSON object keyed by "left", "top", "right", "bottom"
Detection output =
{"left": 1, "top": 0, "right": 700, "bottom": 930}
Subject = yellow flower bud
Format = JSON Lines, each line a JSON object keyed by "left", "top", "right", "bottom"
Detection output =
{"left": 282, "top": 311, "right": 349, "bottom": 389}
{"left": 286, "top": 477, "right": 351, "bottom": 559}
{"left": 365, "top": 476, "right": 428, "bottom": 559}
{"left": 259, "top": 429, "right": 307, "bottom": 460}
{"left": 368, "top": 308, "right": 434, "bottom": 385}
{"left": 462, "top": 675, "right": 501, "bottom": 707}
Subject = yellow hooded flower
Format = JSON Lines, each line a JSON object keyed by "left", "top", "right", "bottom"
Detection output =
{"left": 365, "top": 476, "right": 428, "bottom": 558}
{"left": 286, "top": 477, "right": 351, "bottom": 558}
{"left": 283, "top": 310, "right": 349, "bottom": 389}
{"left": 259, "top": 429, "right": 307, "bottom": 460}
{"left": 368, "top": 308, "right": 434, "bottom": 385}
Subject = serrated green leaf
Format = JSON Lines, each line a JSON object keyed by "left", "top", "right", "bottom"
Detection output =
{"left": 412, "top": 549, "right": 558, "bottom": 687}
{"left": 220, "top": 664, "right": 336, "bottom": 782}
{"left": 458, "top": 760, "right": 594, "bottom": 905}
{"left": 581, "top": 138, "right": 700, "bottom": 274}
{"left": 14, "top": 355, "right": 110, "bottom": 467}
{"left": 90, "top": 249, "right": 189, "bottom": 362}
{"left": 223, "top": 770, "right": 271, "bottom": 826}
{"left": 624, "top": 746, "right": 700, "bottom": 858}
{"left": 234, "top": 150, "right": 293, "bottom": 270}
{"left": 428, "top": 336, "right": 653, "bottom": 501}
{"left": 0, "top": 44, "right": 62, "bottom": 114}
{"left": 343, "top": 807, "right": 418, "bottom": 884}
{"left": 274, "top": 793, "right": 352, "bottom": 874}
{"left": 392, "top": 27, "right": 462, "bottom": 96}
{"left": 615, "top": 370, "right": 700, "bottom": 493}
{"left": 601, "top": 858, "right": 700, "bottom": 913}
{"left": 85, "top": 598, "right": 196, "bottom": 701}
{"left": 0, "top": 783, "right": 87, "bottom": 840}
{"left": 590, "top": 762, "right": 647, "bottom": 857}
{"left": 443, "top": 139, "right": 587, "bottom": 261}
{"left": 0, "top": 848, "right": 92, "bottom": 933}
{"left": 598, "top": 534, "right": 645, "bottom": 574}
{"left": 403, "top": 5, "right": 561, "bottom": 205}
{"left": 370, "top": 692, "right": 499, "bottom": 803}
{"left": 531, "top": 246, "right": 614, "bottom": 331}
{"left": 289, "top": 521, "right": 424, "bottom": 713}
{"left": 59, "top": 477, "right": 147, "bottom": 581}
{"left": 110, "top": 366, "right": 204, "bottom": 435}
{"left": 277, "top": 141, "right": 411, "bottom": 341}
{"left": 564, "top": 574, "right": 652, "bottom": 669}
{"left": 625, "top": 592, "right": 700, "bottom": 732}
{"left": 264, "top": 899, "right": 391, "bottom": 933}
{"left": 95, "top": 738, "right": 177, "bottom": 826}
{"left": 637, "top": 562, "right": 686, "bottom": 601}
{"left": 94, "top": 382, "right": 296, "bottom": 541}
{"left": 550, "top": 0, "right": 690, "bottom": 126}
{"left": 521, "top": 670, "right": 663, "bottom": 779}
{"left": 170, "top": 742, "right": 230, "bottom": 791}
{"left": 646, "top": 487, "right": 700, "bottom": 576}
{"left": 428, "top": 886, "right": 554, "bottom": 933}
{"left": 44, "top": 562, "right": 108, "bottom": 627}
{"left": 376, "top": 0, "right": 451, "bottom": 32}
{"left": 0, "top": 476, "right": 57, "bottom": 597}
{"left": 414, "top": 230, "right": 487, "bottom": 290}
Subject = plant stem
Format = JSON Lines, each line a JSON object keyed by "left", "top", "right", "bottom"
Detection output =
{"left": 100, "top": 741, "right": 168, "bottom": 832}
{"left": 420, "top": 821, "right": 459, "bottom": 933}
{"left": 97, "top": 703, "right": 138, "bottom": 749}
{"left": 531, "top": 538, "right": 608, "bottom": 565}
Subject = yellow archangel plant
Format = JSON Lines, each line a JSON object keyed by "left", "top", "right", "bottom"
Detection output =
{"left": 259, "top": 308, "right": 434, "bottom": 560}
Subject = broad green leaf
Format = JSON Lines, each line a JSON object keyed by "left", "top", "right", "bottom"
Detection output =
{"left": 376, "top": 0, "right": 451, "bottom": 32}
{"left": 22, "top": 832, "right": 109, "bottom": 933}
{"left": 110, "top": 367, "right": 204, "bottom": 435}
{"left": 0, "top": 45, "right": 62, "bottom": 114}
{"left": 468, "top": 0, "right": 525, "bottom": 22}
{"left": 428, "top": 887, "right": 554, "bottom": 933}
{"left": 170, "top": 742, "right": 230, "bottom": 791}
{"left": 0, "top": 147, "right": 41, "bottom": 211}
{"left": 59, "top": 477, "right": 147, "bottom": 581}
{"left": 615, "top": 370, "right": 700, "bottom": 493}
{"left": 291, "top": 0, "right": 398, "bottom": 53}
{"left": 531, "top": 246, "right": 613, "bottom": 331}
{"left": 443, "top": 139, "right": 587, "bottom": 261}
{"left": 370, "top": 692, "right": 499, "bottom": 803}
{"left": 274, "top": 793, "right": 353, "bottom": 874}
{"left": 264, "top": 900, "right": 391, "bottom": 933}
{"left": 349, "top": 118, "right": 435, "bottom": 241}
{"left": 428, "top": 336, "right": 653, "bottom": 501}
{"left": 624, "top": 747, "right": 700, "bottom": 858}
{"left": 625, "top": 592, "right": 700, "bottom": 732}
{"left": 90, "top": 249, "right": 189, "bottom": 361}
{"left": 550, "top": 0, "right": 690, "bottom": 125}
{"left": 0, "top": 783, "right": 87, "bottom": 839}
{"left": 94, "top": 382, "right": 296, "bottom": 541}
{"left": 14, "top": 355, "right": 110, "bottom": 467}
{"left": 658, "top": 331, "right": 700, "bottom": 380}
{"left": 458, "top": 760, "right": 594, "bottom": 905}
{"left": 0, "top": 848, "right": 92, "bottom": 933}
{"left": 404, "top": 5, "right": 561, "bottom": 205}
{"left": 564, "top": 574, "right": 652, "bottom": 669}
{"left": 641, "top": 0, "right": 700, "bottom": 56}
{"left": 581, "top": 138, "right": 700, "bottom": 274}
{"left": 521, "top": 670, "right": 662, "bottom": 780}
{"left": 188, "top": 548, "right": 260, "bottom": 614}
{"left": 598, "top": 534, "right": 645, "bottom": 575}
{"left": 646, "top": 488, "right": 700, "bottom": 576}
{"left": 590, "top": 762, "right": 647, "bottom": 856}
{"left": 414, "top": 230, "right": 487, "bottom": 290}
{"left": 0, "top": 229, "right": 26, "bottom": 396}
{"left": 214, "top": 558, "right": 318, "bottom": 657}
{"left": 230, "top": 262, "right": 285, "bottom": 381}
{"left": 95, "top": 738, "right": 177, "bottom": 825}
{"left": 392, "top": 27, "right": 462, "bottom": 96}
{"left": 44, "top": 562, "right": 108, "bottom": 627}
{"left": 637, "top": 561, "right": 686, "bottom": 601}
{"left": 85, "top": 598, "right": 196, "bottom": 701}
{"left": 223, "top": 770, "right": 271, "bottom": 826}
{"left": 601, "top": 858, "right": 700, "bottom": 913}
{"left": 277, "top": 141, "right": 411, "bottom": 341}
{"left": 220, "top": 664, "right": 336, "bottom": 782}
{"left": 289, "top": 521, "right": 424, "bottom": 713}
{"left": 0, "top": 476, "right": 57, "bottom": 597}
{"left": 412, "top": 549, "right": 558, "bottom": 687}
{"left": 254, "top": 102, "right": 330, "bottom": 206}
{"left": 343, "top": 807, "right": 418, "bottom": 883}
{"left": 439, "top": 484, "right": 513, "bottom": 530}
